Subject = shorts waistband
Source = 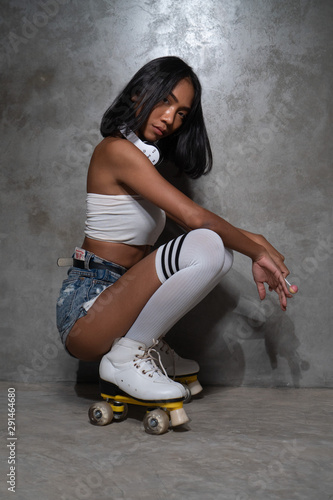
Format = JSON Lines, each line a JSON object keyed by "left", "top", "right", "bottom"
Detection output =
{"left": 73, "top": 247, "right": 127, "bottom": 275}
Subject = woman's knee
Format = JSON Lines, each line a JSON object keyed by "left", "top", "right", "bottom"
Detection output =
{"left": 182, "top": 228, "right": 225, "bottom": 268}
{"left": 155, "top": 228, "right": 232, "bottom": 283}
{"left": 188, "top": 228, "right": 224, "bottom": 252}
{"left": 174, "top": 228, "right": 228, "bottom": 282}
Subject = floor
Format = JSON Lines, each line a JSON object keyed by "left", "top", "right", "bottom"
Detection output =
{"left": 0, "top": 382, "right": 332, "bottom": 500}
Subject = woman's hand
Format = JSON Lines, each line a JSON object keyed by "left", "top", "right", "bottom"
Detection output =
{"left": 253, "top": 234, "right": 289, "bottom": 274}
{"left": 238, "top": 229, "right": 290, "bottom": 276}
{"left": 252, "top": 252, "right": 292, "bottom": 311}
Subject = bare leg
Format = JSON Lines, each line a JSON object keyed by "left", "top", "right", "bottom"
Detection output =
{"left": 66, "top": 250, "right": 160, "bottom": 361}
{"left": 66, "top": 229, "right": 232, "bottom": 363}
{"left": 66, "top": 229, "right": 232, "bottom": 407}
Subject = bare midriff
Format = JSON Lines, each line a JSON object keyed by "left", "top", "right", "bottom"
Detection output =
{"left": 81, "top": 236, "right": 152, "bottom": 269}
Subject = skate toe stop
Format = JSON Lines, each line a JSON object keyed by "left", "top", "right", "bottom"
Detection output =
{"left": 170, "top": 407, "right": 189, "bottom": 427}
{"left": 188, "top": 380, "right": 203, "bottom": 396}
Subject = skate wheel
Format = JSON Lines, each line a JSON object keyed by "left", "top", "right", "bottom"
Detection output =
{"left": 143, "top": 409, "right": 170, "bottom": 435}
{"left": 112, "top": 401, "right": 128, "bottom": 421}
{"left": 88, "top": 401, "right": 113, "bottom": 426}
{"left": 182, "top": 385, "right": 192, "bottom": 404}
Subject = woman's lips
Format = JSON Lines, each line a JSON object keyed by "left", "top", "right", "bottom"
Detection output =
{"left": 152, "top": 125, "right": 165, "bottom": 136}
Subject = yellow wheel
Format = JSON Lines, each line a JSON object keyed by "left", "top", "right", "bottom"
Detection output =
{"left": 88, "top": 401, "right": 113, "bottom": 426}
{"left": 143, "top": 409, "right": 170, "bottom": 435}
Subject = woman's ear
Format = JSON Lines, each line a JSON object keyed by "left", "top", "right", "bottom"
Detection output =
{"left": 131, "top": 91, "right": 145, "bottom": 116}
{"left": 131, "top": 91, "right": 141, "bottom": 102}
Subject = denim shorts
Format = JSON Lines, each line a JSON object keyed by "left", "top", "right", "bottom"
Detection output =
{"left": 56, "top": 249, "right": 127, "bottom": 348}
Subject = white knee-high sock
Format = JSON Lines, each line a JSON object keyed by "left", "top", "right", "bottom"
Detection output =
{"left": 124, "top": 228, "right": 233, "bottom": 346}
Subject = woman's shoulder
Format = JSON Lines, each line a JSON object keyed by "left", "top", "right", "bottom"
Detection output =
{"left": 88, "top": 136, "right": 140, "bottom": 192}
{"left": 93, "top": 135, "right": 124, "bottom": 157}
{"left": 93, "top": 135, "right": 142, "bottom": 165}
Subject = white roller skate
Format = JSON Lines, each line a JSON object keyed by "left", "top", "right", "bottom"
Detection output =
{"left": 155, "top": 339, "right": 203, "bottom": 398}
{"left": 91, "top": 338, "right": 189, "bottom": 434}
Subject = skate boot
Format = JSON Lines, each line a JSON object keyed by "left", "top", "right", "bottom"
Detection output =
{"left": 155, "top": 339, "right": 203, "bottom": 397}
{"left": 97, "top": 337, "right": 189, "bottom": 431}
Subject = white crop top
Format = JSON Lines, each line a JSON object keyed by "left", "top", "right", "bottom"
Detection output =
{"left": 85, "top": 193, "right": 166, "bottom": 246}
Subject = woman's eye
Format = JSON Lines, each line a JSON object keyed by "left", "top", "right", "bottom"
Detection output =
{"left": 162, "top": 97, "right": 169, "bottom": 104}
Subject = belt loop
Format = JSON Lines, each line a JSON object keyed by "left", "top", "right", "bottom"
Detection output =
{"left": 84, "top": 250, "right": 94, "bottom": 270}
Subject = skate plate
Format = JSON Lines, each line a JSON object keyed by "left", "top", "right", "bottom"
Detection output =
{"left": 88, "top": 380, "right": 189, "bottom": 435}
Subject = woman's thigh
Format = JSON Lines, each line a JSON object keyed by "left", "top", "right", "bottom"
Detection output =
{"left": 65, "top": 250, "right": 161, "bottom": 361}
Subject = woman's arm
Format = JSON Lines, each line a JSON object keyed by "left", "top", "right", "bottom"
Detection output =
{"left": 108, "top": 141, "right": 264, "bottom": 257}
{"left": 104, "top": 140, "right": 292, "bottom": 308}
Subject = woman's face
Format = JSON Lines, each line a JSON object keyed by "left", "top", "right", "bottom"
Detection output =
{"left": 138, "top": 78, "right": 195, "bottom": 142}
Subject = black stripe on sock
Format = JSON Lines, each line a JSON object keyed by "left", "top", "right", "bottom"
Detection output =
{"left": 168, "top": 238, "right": 177, "bottom": 276}
{"left": 161, "top": 243, "right": 169, "bottom": 281}
{"left": 175, "top": 233, "right": 187, "bottom": 272}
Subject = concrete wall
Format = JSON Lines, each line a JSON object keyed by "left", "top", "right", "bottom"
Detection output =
{"left": 1, "top": 0, "right": 332, "bottom": 387}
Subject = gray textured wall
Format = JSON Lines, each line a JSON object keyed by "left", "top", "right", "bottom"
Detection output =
{"left": 1, "top": 0, "right": 332, "bottom": 387}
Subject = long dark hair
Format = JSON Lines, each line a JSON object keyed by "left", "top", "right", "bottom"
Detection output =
{"left": 100, "top": 56, "right": 212, "bottom": 179}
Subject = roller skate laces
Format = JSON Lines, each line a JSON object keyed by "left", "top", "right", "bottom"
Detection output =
{"left": 134, "top": 342, "right": 169, "bottom": 380}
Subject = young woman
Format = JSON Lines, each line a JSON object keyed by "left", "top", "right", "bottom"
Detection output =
{"left": 57, "top": 56, "right": 292, "bottom": 407}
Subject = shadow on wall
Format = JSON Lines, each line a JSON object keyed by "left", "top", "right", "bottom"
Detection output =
{"left": 167, "top": 278, "right": 310, "bottom": 388}
{"left": 75, "top": 160, "right": 309, "bottom": 388}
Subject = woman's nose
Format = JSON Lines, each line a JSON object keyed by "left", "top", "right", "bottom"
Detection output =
{"left": 161, "top": 108, "right": 175, "bottom": 125}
